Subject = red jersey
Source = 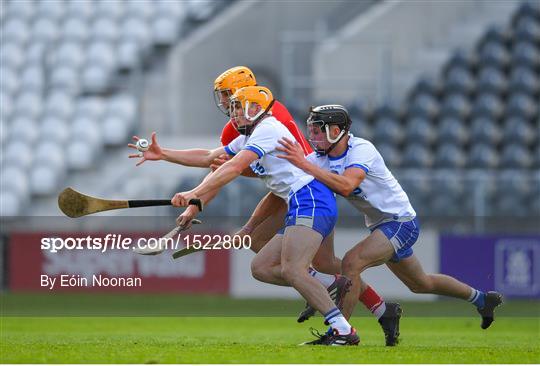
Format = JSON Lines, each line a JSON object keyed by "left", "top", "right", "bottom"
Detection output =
{"left": 220, "top": 100, "right": 313, "bottom": 155}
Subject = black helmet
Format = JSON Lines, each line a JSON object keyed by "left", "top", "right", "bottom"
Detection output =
{"left": 307, "top": 104, "right": 352, "bottom": 155}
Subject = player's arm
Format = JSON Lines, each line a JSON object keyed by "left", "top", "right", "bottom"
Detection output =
{"left": 175, "top": 171, "right": 221, "bottom": 228}
{"left": 277, "top": 137, "right": 365, "bottom": 197}
{"left": 171, "top": 150, "right": 258, "bottom": 207}
{"left": 210, "top": 154, "right": 258, "bottom": 177}
{"left": 128, "top": 132, "right": 226, "bottom": 168}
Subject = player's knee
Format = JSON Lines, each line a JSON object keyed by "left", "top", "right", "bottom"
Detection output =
{"left": 408, "top": 277, "right": 433, "bottom": 294}
{"left": 341, "top": 252, "right": 365, "bottom": 276}
{"left": 250, "top": 260, "right": 268, "bottom": 282}
{"left": 280, "top": 263, "right": 302, "bottom": 285}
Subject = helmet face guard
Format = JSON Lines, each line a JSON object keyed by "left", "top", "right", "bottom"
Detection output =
{"left": 306, "top": 105, "right": 351, "bottom": 155}
{"left": 229, "top": 97, "right": 274, "bottom": 136}
{"left": 214, "top": 89, "right": 232, "bottom": 116}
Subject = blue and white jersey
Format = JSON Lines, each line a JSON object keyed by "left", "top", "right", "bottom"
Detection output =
{"left": 307, "top": 134, "right": 416, "bottom": 228}
{"left": 225, "top": 116, "right": 314, "bottom": 199}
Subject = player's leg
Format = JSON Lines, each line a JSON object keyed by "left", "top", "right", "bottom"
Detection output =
{"left": 250, "top": 234, "right": 289, "bottom": 286}
{"left": 281, "top": 225, "right": 357, "bottom": 344}
{"left": 386, "top": 254, "right": 503, "bottom": 329}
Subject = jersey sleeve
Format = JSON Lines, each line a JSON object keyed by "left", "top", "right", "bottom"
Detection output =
{"left": 220, "top": 120, "right": 240, "bottom": 146}
{"left": 345, "top": 142, "right": 378, "bottom": 173}
{"left": 225, "top": 135, "right": 245, "bottom": 156}
{"left": 242, "top": 122, "right": 279, "bottom": 158}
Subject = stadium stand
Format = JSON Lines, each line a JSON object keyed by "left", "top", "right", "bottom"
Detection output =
{"left": 339, "top": 1, "right": 540, "bottom": 218}
{"left": 0, "top": 0, "right": 231, "bottom": 216}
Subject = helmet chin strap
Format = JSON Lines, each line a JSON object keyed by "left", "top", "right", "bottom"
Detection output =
{"left": 237, "top": 100, "right": 275, "bottom": 136}
{"left": 322, "top": 125, "right": 347, "bottom": 155}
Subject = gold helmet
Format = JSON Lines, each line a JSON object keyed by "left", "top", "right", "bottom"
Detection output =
{"left": 213, "top": 66, "right": 257, "bottom": 115}
{"left": 229, "top": 86, "right": 274, "bottom": 135}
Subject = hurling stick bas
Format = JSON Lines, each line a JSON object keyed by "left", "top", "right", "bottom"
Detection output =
{"left": 58, "top": 187, "right": 202, "bottom": 218}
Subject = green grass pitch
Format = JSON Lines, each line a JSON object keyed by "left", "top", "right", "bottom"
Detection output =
{"left": 1, "top": 294, "right": 539, "bottom": 363}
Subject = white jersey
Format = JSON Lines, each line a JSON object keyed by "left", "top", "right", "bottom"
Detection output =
{"left": 225, "top": 116, "right": 314, "bottom": 199}
{"left": 307, "top": 134, "right": 416, "bottom": 228}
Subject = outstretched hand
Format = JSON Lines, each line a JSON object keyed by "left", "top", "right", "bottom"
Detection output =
{"left": 276, "top": 137, "right": 308, "bottom": 170}
{"left": 128, "top": 132, "right": 163, "bottom": 166}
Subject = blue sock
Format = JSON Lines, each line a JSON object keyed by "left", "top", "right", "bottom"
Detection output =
{"left": 468, "top": 288, "right": 486, "bottom": 308}
{"left": 326, "top": 326, "right": 333, "bottom": 335}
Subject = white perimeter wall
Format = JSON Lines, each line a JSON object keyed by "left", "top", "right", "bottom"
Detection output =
{"left": 231, "top": 227, "right": 439, "bottom": 301}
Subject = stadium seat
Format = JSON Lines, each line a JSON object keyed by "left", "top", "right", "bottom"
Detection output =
{"left": 444, "top": 66, "right": 475, "bottom": 95}
{"left": 44, "top": 91, "right": 75, "bottom": 120}
{"left": 186, "top": 0, "right": 216, "bottom": 22}
{"left": 395, "top": 169, "right": 432, "bottom": 208}
{"left": 152, "top": 15, "right": 181, "bottom": 46}
{"left": 96, "top": 0, "right": 125, "bottom": 20}
{"left": 91, "top": 17, "right": 120, "bottom": 42}
{"left": 440, "top": 93, "right": 471, "bottom": 119}
{"left": 65, "top": 0, "right": 95, "bottom": 20}
{"left": 34, "top": 141, "right": 66, "bottom": 171}
{"left": 0, "top": 91, "right": 13, "bottom": 120}
{"left": 36, "top": 0, "right": 66, "bottom": 20}
{"left": 376, "top": 143, "right": 401, "bottom": 167}
{"left": 409, "top": 76, "right": 443, "bottom": 99}
{"left": 500, "top": 143, "right": 533, "bottom": 169}
{"left": 6, "top": 0, "right": 35, "bottom": 20}
{"left": 1, "top": 165, "right": 30, "bottom": 200}
{"left": 30, "top": 165, "right": 63, "bottom": 196}
{"left": 71, "top": 117, "right": 102, "bottom": 147}
{"left": 372, "top": 117, "right": 403, "bottom": 146}
{"left": 0, "top": 42, "right": 24, "bottom": 69}
{"left": 479, "top": 41, "right": 511, "bottom": 70}
{"left": 117, "top": 40, "right": 142, "bottom": 70}
{"left": 0, "top": 190, "right": 23, "bottom": 216}
{"left": 67, "top": 139, "right": 97, "bottom": 170}
{"left": 76, "top": 97, "right": 107, "bottom": 120}
{"left": 9, "top": 115, "right": 39, "bottom": 144}
{"left": 2, "top": 17, "right": 30, "bottom": 45}
{"left": 512, "top": 41, "right": 540, "bottom": 69}
{"left": 372, "top": 102, "right": 399, "bottom": 120}
{"left": 121, "top": 17, "right": 152, "bottom": 53}
{"left": 155, "top": 0, "right": 186, "bottom": 20}
{"left": 434, "top": 143, "right": 467, "bottom": 168}
{"left": 505, "top": 92, "right": 538, "bottom": 120}
{"left": 503, "top": 117, "right": 537, "bottom": 146}
{"left": 20, "top": 65, "right": 45, "bottom": 91}
{"left": 437, "top": 116, "right": 469, "bottom": 146}
{"left": 468, "top": 144, "right": 499, "bottom": 169}
{"left": 477, "top": 25, "right": 512, "bottom": 49}
{"left": 470, "top": 116, "right": 502, "bottom": 145}
{"left": 52, "top": 41, "right": 86, "bottom": 68}
{"left": 444, "top": 49, "right": 477, "bottom": 74}
{"left": 61, "top": 17, "right": 90, "bottom": 43}
{"left": 511, "top": 1, "right": 540, "bottom": 25}
{"left": 405, "top": 116, "right": 436, "bottom": 146}
{"left": 3, "top": 140, "right": 33, "bottom": 171}
{"left": 408, "top": 93, "right": 439, "bottom": 119}
{"left": 402, "top": 143, "right": 433, "bottom": 168}
{"left": 126, "top": 0, "right": 155, "bottom": 20}
{"left": 31, "top": 17, "right": 60, "bottom": 43}
{"left": 102, "top": 115, "right": 131, "bottom": 146}
{"left": 534, "top": 145, "right": 540, "bottom": 168}
{"left": 471, "top": 93, "right": 504, "bottom": 120}
{"left": 108, "top": 95, "right": 137, "bottom": 127}
{"left": 86, "top": 41, "right": 117, "bottom": 70}
{"left": 13, "top": 92, "right": 43, "bottom": 120}
{"left": 50, "top": 66, "right": 80, "bottom": 94}
{"left": 476, "top": 66, "right": 507, "bottom": 96}
{"left": 81, "top": 65, "right": 111, "bottom": 94}
{"left": 514, "top": 16, "right": 540, "bottom": 44}
{"left": 508, "top": 66, "right": 540, "bottom": 96}
{"left": 495, "top": 170, "right": 532, "bottom": 213}
{"left": 26, "top": 41, "right": 47, "bottom": 65}
{"left": 40, "top": 116, "right": 70, "bottom": 144}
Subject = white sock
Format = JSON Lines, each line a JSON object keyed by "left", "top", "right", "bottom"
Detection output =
{"left": 308, "top": 267, "right": 335, "bottom": 288}
{"left": 372, "top": 302, "right": 387, "bottom": 319}
{"left": 328, "top": 315, "right": 352, "bottom": 335}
